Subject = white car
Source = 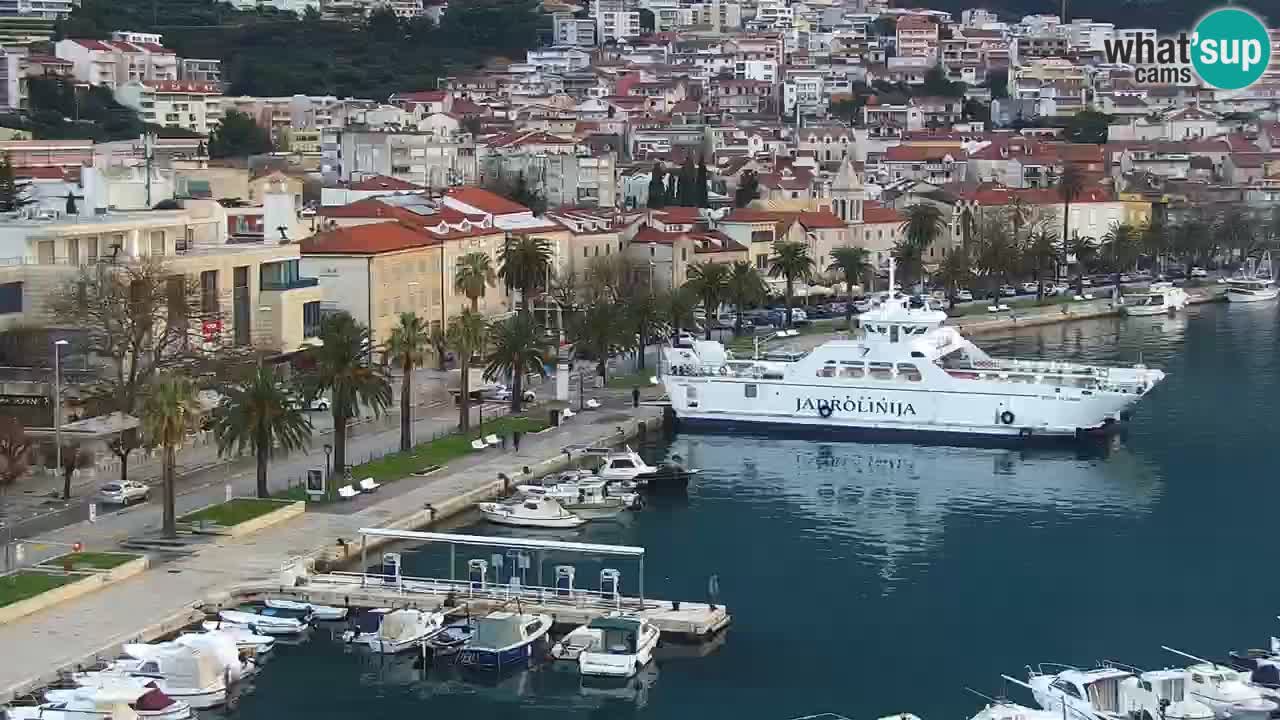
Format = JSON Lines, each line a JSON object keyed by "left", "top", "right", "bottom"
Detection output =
{"left": 98, "top": 481, "right": 149, "bottom": 505}
{"left": 790, "top": 308, "right": 807, "bottom": 322}
{"left": 954, "top": 289, "right": 974, "bottom": 302}
{"left": 483, "top": 386, "right": 536, "bottom": 403}
{"left": 1190, "top": 267, "right": 1208, "bottom": 278}
{"left": 1019, "top": 282, "right": 1039, "bottom": 294}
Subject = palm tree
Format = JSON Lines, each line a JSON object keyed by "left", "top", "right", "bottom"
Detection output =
{"left": 829, "top": 246, "right": 873, "bottom": 327}
{"left": 1066, "top": 234, "right": 1097, "bottom": 295}
{"left": 725, "top": 261, "right": 767, "bottom": 336}
{"left": 570, "top": 302, "right": 626, "bottom": 384}
{"left": 768, "top": 240, "right": 815, "bottom": 328}
{"left": 975, "top": 219, "right": 1020, "bottom": 297}
{"left": 1101, "top": 223, "right": 1140, "bottom": 295}
{"left": 1024, "top": 225, "right": 1059, "bottom": 300}
{"left": 1140, "top": 220, "right": 1169, "bottom": 274}
{"left": 454, "top": 251, "right": 496, "bottom": 311}
{"left": 684, "top": 261, "right": 730, "bottom": 340}
{"left": 933, "top": 248, "right": 975, "bottom": 310}
{"left": 485, "top": 313, "right": 549, "bottom": 414}
{"left": 307, "top": 312, "right": 391, "bottom": 492}
{"left": 1058, "top": 163, "right": 1085, "bottom": 267}
{"left": 661, "top": 286, "right": 698, "bottom": 335}
{"left": 498, "top": 235, "right": 553, "bottom": 315}
{"left": 625, "top": 292, "right": 660, "bottom": 368}
{"left": 446, "top": 308, "right": 488, "bottom": 432}
{"left": 385, "top": 312, "right": 429, "bottom": 452}
{"left": 210, "top": 366, "right": 312, "bottom": 499}
{"left": 141, "top": 374, "right": 200, "bottom": 538}
{"left": 899, "top": 203, "right": 947, "bottom": 290}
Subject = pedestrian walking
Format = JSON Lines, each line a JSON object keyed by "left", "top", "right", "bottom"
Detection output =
{"left": 513, "top": 431, "right": 521, "bottom": 451}
{"left": 632, "top": 386, "right": 640, "bottom": 408}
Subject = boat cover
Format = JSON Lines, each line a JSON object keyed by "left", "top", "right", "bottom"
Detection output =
{"left": 132, "top": 687, "right": 176, "bottom": 711}
{"left": 137, "top": 645, "right": 223, "bottom": 690}
{"left": 377, "top": 610, "right": 423, "bottom": 645}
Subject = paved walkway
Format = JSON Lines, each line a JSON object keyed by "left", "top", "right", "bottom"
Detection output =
{"left": 0, "top": 396, "right": 663, "bottom": 701}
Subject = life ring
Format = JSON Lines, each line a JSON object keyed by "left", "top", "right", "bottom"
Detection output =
{"left": 818, "top": 403, "right": 834, "bottom": 418}
{"left": 999, "top": 410, "right": 1015, "bottom": 425}
{"left": 719, "top": 366, "right": 729, "bottom": 376}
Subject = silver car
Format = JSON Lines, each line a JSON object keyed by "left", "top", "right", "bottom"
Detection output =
{"left": 98, "top": 481, "right": 149, "bottom": 505}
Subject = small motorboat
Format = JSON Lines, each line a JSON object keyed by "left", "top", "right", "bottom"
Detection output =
{"left": 550, "top": 615, "right": 660, "bottom": 678}
{"left": 426, "top": 619, "right": 476, "bottom": 656}
{"left": 590, "top": 446, "right": 698, "bottom": 491}
{"left": 265, "top": 597, "right": 348, "bottom": 621}
{"left": 515, "top": 479, "right": 637, "bottom": 520}
{"left": 154, "top": 632, "right": 255, "bottom": 681}
{"left": 216, "top": 607, "right": 309, "bottom": 635}
{"left": 341, "top": 608, "right": 390, "bottom": 643}
{"left": 190, "top": 625, "right": 275, "bottom": 656}
{"left": 457, "top": 611, "right": 553, "bottom": 671}
{"left": 12, "top": 681, "right": 193, "bottom": 720}
{"left": 477, "top": 497, "right": 585, "bottom": 528}
{"left": 967, "top": 699, "right": 1061, "bottom": 720}
{"left": 354, "top": 609, "right": 447, "bottom": 654}
{"left": 1159, "top": 648, "right": 1278, "bottom": 720}
{"left": 74, "top": 644, "right": 229, "bottom": 709}
{"left": 1123, "top": 282, "right": 1190, "bottom": 316}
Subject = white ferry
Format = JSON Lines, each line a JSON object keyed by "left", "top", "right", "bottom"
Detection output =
{"left": 660, "top": 263, "right": 1166, "bottom": 442}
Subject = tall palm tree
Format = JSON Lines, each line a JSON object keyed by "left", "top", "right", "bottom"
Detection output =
{"left": 307, "top": 312, "right": 391, "bottom": 491}
{"left": 570, "top": 302, "right": 626, "bottom": 384}
{"left": 899, "top": 203, "right": 947, "bottom": 290}
{"left": 385, "top": 312, "right": 429, "bottom": 452}
{"left": 1024, "top": 225, "right": 1060, "bottom": 300}
{"left": 1101, "top": 223, "right": 1140, "bottom": 295}
{"left": 485, "top": 313, "right": 549, "bottom": 414}
{"left": 768, "top": 240, "right": 815, "bottom": 328}
{"left": 725, "top": 261, "right": 767, "bottom": 336}
{"left": 446, "top": 308, "right": 488, "bottom": 432}
{"left": 976, "top": 219, "right": 1020, "bottom": 296}
{"left": 661, "top": 286, "right": 698, "bottom": 335}
{"left": 1058, "top": 162, "right": 1085, "bottom": 259}
{"left": 498, "top": 235, "right": 553, "bottom": 315}
{"left": 141, "top": 374, "right": 200, "bottom": 538}
{"left": 829, "top": 246, "right": 873, "bottom": 327}
{"left": 454, "top": 251, "right": 496, "bottom": 312}
{"left": 1066, "top": 234, "right": 1097, "bottom": 295}
{"left": 210, "top": 366, "right": 312, "bottom": 499}
{"left": 684, "top": 261, "right": 730, "bottom": 340}
{"left": 1140, "top": 220, "right": 1169, "bottom": 274}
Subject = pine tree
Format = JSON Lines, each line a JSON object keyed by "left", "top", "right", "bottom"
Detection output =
{"left": 0, "top": 154, "right": 32, "bottom": 212}
{"left": 646, "top": 163, "right": 666, "bottom": 209}
{"left": 696, "top": 157, "right": 710, "bottom": 207}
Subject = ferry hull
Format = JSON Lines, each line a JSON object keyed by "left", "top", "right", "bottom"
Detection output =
{"left": 670, "top": 414, "right": 1122, "bottom": 446}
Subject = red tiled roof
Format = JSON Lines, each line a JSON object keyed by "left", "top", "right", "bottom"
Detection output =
{"left": 138, "top": 42, "right": 173, "bottom": 54}
{"left": 862, "top": 201, "right": 904, "bottom": 224}
{"left": 689, "top": 230, "right": 747, "bottom": 254}
{"left": 883, "top": 144, "right": 962, "bottom": 162}
{"left": 301, "top": 222, "right": 439, "bottom": 255}
{"left": 485, "top": 130, "right": 576, "bottom": 149}
{"left": 15, "top": 166, "right": 69, "bottom": 180}
{"left": 798, "top": 210, "right": 846, "bottom": 230}
{"left": 70, "top": 38, "right": 114, "bottom": 51}
{"left": 26, "top": 54, "right": 71, "bottom": 65}
{"left": 897, "top": 15, "right": 935, "bottom": 30}
{"left": 109, "top": 40, "right": 142, "bottom": 53}
{"left": 348, "top": 175, "right": 425, "bottom": 192}
{"left": 392, "top": 90, "right": 447, "bottom": 103}
{"left": 634, "top": 226, "right": 683, "bottom": 245}
{"left": 444, "top": 186, "right": 530, "bottom": 215}
{"left": 955, "top": 185, "right": 1114, "bottom": 206}
{"left": 653, "top": 206, "right": 703, "bottom": 223}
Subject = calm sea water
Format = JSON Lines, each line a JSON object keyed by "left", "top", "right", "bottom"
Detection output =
{"left": 223, "top": 301, "right": 1280, "bottom": 720}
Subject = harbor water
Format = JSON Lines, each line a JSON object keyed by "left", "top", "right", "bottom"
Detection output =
{"left": 225, "top": 301, "right": 1280, "bottom": 720}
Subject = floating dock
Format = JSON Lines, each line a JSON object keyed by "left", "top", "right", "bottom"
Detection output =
{"left": 217, "top": 529, "right": 731, "bottom": 640}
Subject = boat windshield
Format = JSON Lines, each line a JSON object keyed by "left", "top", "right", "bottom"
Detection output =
{"left": 473, "top": 617, "right": 523, "bottom": 649}
{"left": 602, "top": 627, "right": 637, "bottom": 654}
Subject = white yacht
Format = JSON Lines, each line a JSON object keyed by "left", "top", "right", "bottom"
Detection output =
{"left": 477, "top": 496, "right": 585, "bottom": 528}
{"left": 661, "top": 261, "right": 1165, "bottom": 441}
{"left": 550, "top": 615, "right": 661, "bottom": 678}
{"left": 188, "top": 625, "right": 275, "bottom": 656}
{"left": 1020, "top": 664, "right": 1216, "bottom": 720}
{"left": 590, "top": 447, "right": 699, "bottom": 490}
{"left": 352, "top": 609, "right": 446, "bottom": 654}
{"left": 1158, "top": 648, "right": 1279, "bottom": 720}
{"left": 1225, "top": 254, "right": 1278, "bottom": 303}
{"left": 215, "top": 607, "right": 308, "bottom": 635}
{"left": 1124, "top": 282, "right": 1190, "bottom": 316}
{"left": 516, "top": 478, "right": 639, "bottom": 519}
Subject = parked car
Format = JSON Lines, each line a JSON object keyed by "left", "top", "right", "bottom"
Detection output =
{"left": 1017, "top": 282, "right": 1037, "bottom": 294}
{"left": 953, "top": 289, "right": 974, "bottom": 302}
{"left": 98, "top": 481, "right": 149, "bottom": 506}
{"left": 852, "top": 296, "right": 874, "bottom": 313}
{"left": 1164, "top": 268, "right": 1187, "bottom": 280}
{"left": 482, "top": 386, "right": 536, "bottom": 403}
{"left": 1119, "top": 273, "right": 1135, "bottom": 283}
{"left": 674, "top": 331, "right": 696, "bottom": 348}
{"left": 999, "top": 285, "right": 1018, "bottom": 298}
{"left": 790, "top": 308, "right": 808, "bottom": 324}
{"left": 1051, "top": 283, "right": 1071, "bottom": 296}
{"left": 1190, "top": 267, "right": 1208, "bottom": 278}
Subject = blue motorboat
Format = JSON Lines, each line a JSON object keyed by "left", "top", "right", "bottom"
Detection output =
{"left": 457, "top": 611, "right": 552, "bottom": 671}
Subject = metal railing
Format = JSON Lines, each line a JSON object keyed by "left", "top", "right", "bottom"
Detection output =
{"left": 310, "top": 571, "right": 647, "bottom": 612}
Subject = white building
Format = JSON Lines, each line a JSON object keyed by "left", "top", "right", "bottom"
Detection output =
{"left": 734, "top": 58, "right": 777, "bottom": 82}
{"left": 753, "top": 0, "right": 792, "bottom": 28}
{"left": 55, "top": 34, "right": 179, "bottom": 88}
{"left": 114, "top": 80, "right": 224, "bottom": 135}
{"left": 0, "top": 45, "right": 26, "bottom": 110}
{"left": 0, "top": 0, "right": 75, "bottom": 19}
{"left": 594, "top": 2, "right": 642, "bottom": 42}
{"left": 1067, "top": 19, "right": 1115, "bottom": 51}
{"left": 553, "top": 12, "right": 597, "bottom": 46}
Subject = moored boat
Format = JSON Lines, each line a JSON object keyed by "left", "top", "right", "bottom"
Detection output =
{"left": 1225, "top": 254, "right": 1278, "bottom": 304}
{"left": 10, "top": 682, "right": 192, "bottom": 720}
{"left": 216, "top": 607, "right": 309, "bottom": 635}
{"left": 477, "top": 497, "right": 585, "bottom": 528}
{"left": 515, "top": 478, "right": 638, "bottom": 519}
{"left": 74, "top": 644, "right": 229, "bottom": 709}
{"left": 589, "top": 446, "right": 698, "bottom": 491}
{"left": 550, "top": 615, "right": 661, "bottom": 678}
{"left": 1124, "top": 282, "right": 1190, "bottom": 316}
{"left": 264, "top": 598, "right": 348, "bottom": 621}
{"left": 457, "top": 611, "right": 552, "bottom": 671}
{"left": 354, "top": 609, "right": 446, "bottom": 654}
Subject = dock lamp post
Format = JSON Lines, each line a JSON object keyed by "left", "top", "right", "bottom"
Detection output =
{"left": 322, "top": 443, "right": 332, "bottom": 489}
{"left": 53, "top": 339, "right": 69, "bottom": 479}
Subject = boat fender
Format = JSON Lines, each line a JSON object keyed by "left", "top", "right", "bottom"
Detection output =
{"left": 818, "top": 402, "right": 833, "bottom": 418}
{"left": 719, "top": 366, "right": 728, "bottom": 376}
{"left": 999, "top": 410, "right": 1015, "bottom": 425}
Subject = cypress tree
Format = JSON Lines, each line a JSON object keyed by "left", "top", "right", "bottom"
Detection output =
{"left": 646, "top": 163, "right": 665, "bottom": 208}
{"left": 696, "top": 157, "right": 709, "bottom": 207}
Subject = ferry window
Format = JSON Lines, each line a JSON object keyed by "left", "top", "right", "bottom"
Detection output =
{"left": 818, "top": 362, "right": 837, "bottom": 377}
{"left": 745, "top": 384, "right": 758, "bottom": 398}
{"left": 897, "top": 363, "right": 922, "bottom": 381}
{"left": 839, "top": 365, "right": 864, "bottom": 378}
{"left": 911, "top": 351, "right": 925, "bottom": 358}
{"left": 890, "top": 325, "right": 899, "bottom": 342}
{"left": 869, "top": 362, "right": 893, "bottom": 379}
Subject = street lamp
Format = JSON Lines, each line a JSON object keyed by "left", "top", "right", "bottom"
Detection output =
{"left": 53, "top": 340, "right": 68, "bottom": 479}
{"left": 322, "top": 443, "right": 332, "bottom": 484}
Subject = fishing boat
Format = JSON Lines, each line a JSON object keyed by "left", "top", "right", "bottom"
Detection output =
{"left": 588, "top": 446, "right": 699, "bottom": 491}
{"left": 9, "top": 682, "right": 192, "bottom": 720}
{"left": 1225, "top": 254, "right": 1279, "bottom": 303}
{"left": 216, "top": 607, "right": 309, "bottom": 635}
{"left": 354, "top": 609, "right": 447, "bottom": 654}
{"left": 457, "top": 611, "right": 553, "bottom": 671}
{"left": 477, "top": 497, "right": 585, "bottom": 528}
{"left": 73, "top": 645, "right": 229, "bottom": 709}
{"left": 550, "top": 616, "right": 660, "bottom": 678}
{"left": 1017, "top": 663, "right": 1217, "bottom": 720}
{"left": 264, "top": 598, "right": 348, "bottom": 621}
{"left": 1123, "top": 282, "right": 1190, "bottom": 316}
{"left": 661, "top": 258, "right": 1166, "bottom": 441}
{"left": 515, "top": 478, "right": 639, "bottom": 519}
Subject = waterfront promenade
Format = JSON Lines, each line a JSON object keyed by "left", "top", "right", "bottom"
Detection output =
{"left": 0, "top": 398, "right": 663, "bottom": 702}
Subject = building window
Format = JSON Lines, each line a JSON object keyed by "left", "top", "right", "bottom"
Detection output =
{"left": 200, "top": 270, "right": 219, "bottom": 315}
{"left": 303, "top": 301, "right": 321, "bottom": 338}
{"left": 0, "top": 281, "right": 22, "bottom": 314}
{"left": 681, "top": 248, "right": 687, "bottom": 261}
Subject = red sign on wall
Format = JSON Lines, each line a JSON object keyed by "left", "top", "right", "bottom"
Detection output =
{"left": 202, "top": 319, "right": 222, "bottom": 342}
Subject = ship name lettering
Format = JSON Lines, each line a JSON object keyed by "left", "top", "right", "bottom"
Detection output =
{"left": 796, "top": 396, "right": 917, "bottom": 417}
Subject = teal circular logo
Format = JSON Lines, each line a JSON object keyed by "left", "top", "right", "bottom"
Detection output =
{"left": 1192, "top": 8, "right": 1271, "bottom": 90}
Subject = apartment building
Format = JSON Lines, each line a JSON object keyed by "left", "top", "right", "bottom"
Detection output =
{"left": 332, "top": 129, "right": 479, "bottom": 188}
{"left": 114, "top": 80, "right": 224, "bottom": 135}
{"left": 553, "top": 13, "right": 598, "bottom": 47}
{"left": 228, "top": 0, "right": 320, "bottom": 11}
{"left": 179, "top": 58, "right": 222, "bottom": 84}
{"left": 593, "top": 0, "right": 641, "bottom": 42}
{"left": 896, "top": 15, "right": 939, "bottom": 61}
{"left": 56, "top": 34, "right": 178, "bottom": 88}
{"left": 0, "top": 45, "right": 26, "bottom": 110}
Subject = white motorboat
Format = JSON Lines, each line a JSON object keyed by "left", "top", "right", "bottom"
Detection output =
{"left": 968, "top": 699, "right": 1062, "bottom": 720}
{"left": 477, "top": 497, "right": 585, "bottom": 528}
{"left": 1019, "top": 663, "right": 1216, "bottom": 720}
{"left": 662, "top": 258, "right": 1166, "bottom": 441}
{"left": 216, "top": 607, "right": 308, "bottom": 635}
{"left": 515, "top": 478, "right": 639, "bottom": 519}
{"left": 1226, "top": 254, "right": 1278, "bottom": 303}
{"left": 550, "top": 615, "right": 660, "bottom": 678}
{"left": 264, "top": 598, "right": 348, "bottom": 621}
{"left": 457, "top": 611, "right": 553, "bottom": 671}
{"left": 590, "top": 446, "right": 698, "bottom": 490}
{"left": 1160, "top": 648, "right": 1278, "bottom": 720}
{"left": 153, "top": 633, "right": 254, "bottom": 681}
{"left": 9, "top": 682, "right": 192, "bottom": 720}
{"left": 191, "top": 624, "right": 275, "bottom": 656}
{"left": 75, "top": 644, "right": 229, "bottom": 709}
{"left": 1124, "top": 282, "right": 1190, "bottom": 316}
{"left": 355, "top": 609, "right": 446, "bottom": 654}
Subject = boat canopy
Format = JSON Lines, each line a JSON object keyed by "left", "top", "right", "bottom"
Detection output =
{"left": 473, "top": 613, "right": 526, "bottom": 649}
{"left": 136, "top": 645, "right": 223, "bottom": 690}
{"left": 378, "top": 610, "right": 423, "bottom": 644}
{"left": 587, "top": 617, "right": 642, "bottom": 633}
